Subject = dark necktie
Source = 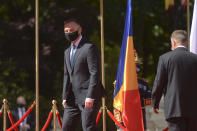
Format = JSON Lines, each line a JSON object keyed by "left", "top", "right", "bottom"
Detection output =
{"left": 70, "top": 44, "right": 76, "bottom": 67}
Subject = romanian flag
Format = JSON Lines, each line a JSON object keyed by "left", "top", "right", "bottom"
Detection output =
{"left": 165, "top": 0, "right": 174, "bottom": 10}
{"left": 113, "top": 0, "right": 144, "bottom": 131}
{"left": 165, "top": 0, "right": 187, "bottom": 10}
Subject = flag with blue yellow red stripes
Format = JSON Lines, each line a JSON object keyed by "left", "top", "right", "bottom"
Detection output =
{"left": 113, "top": 0, "right": 144, "bottom": 130}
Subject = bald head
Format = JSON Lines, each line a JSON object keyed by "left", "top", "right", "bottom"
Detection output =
{"left": 170, "top": 30, "right": 188, "bottom": 50}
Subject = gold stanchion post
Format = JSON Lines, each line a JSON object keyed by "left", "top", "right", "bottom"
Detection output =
{"left": 3, "top": 99, "right": 8, "bottom": 131}
{"left": 35, "top": 0, "right": 39, "bottom": 130}
{"left": 52, "top": 100, "right": 57, "bottom": 131}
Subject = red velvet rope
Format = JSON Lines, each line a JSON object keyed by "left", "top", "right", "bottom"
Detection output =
{"left": 7, "top": 111, "right": 19, "bottom": 131}
{"left": 163, "top": 127, "right": 168, "bottom": 131}
{"left": 56, "top": 112, "right": 62, "bottom": 129}
{"left": 96, "top": 109, "right": 102, "bottom": 126}
{"left": 6, "top": 102, "right": 35, "bottom": 131}
{"left": 41, "top": 111, "right": 53, "bottom": 131}
{"left": 0, "top": 106, "right": 2, "bottom": 117}
{"left": 107, "top": 110, "right": 126, "bottom": 131}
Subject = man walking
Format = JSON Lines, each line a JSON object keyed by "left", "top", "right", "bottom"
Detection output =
{"left": 62, "top": 18, "right": 102, "bottom": 131}
{"left": 152, "top": 30, "right": 197, "bottom": 131}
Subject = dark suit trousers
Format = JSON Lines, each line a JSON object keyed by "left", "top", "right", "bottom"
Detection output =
{"left": 62, "top": 101, "right": 100, "bottom": 131}
{"left": 167, "top": 117, "right": 197, "bottom": 131}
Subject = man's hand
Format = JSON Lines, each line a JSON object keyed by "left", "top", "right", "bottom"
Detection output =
{"left": 62, "top": 100, "right": 67, "bottom": 108}
{"left": 85, "top": 98, "right": 94, "bottom": 110}
{"left": 21, "top": 124, "right": 30, "bottom": 131}
{"left": 153, "top": 107, "right": 159, "bottom": 114}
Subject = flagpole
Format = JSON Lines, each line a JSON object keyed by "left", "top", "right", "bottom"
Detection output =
{"left": 100, "top": 0, "right": 106, "bottom": 130}
{"left": 187, "top": 0, "right": 190, "bottom": 49}
{"left": 35, "top": 0, "right": 39, "bottom": 130}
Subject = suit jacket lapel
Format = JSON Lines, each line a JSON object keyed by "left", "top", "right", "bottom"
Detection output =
{"left": 66, "top": 47, "right": 72, "bottom": 74}
{"left": 71, "top": 39, "right": 85, "bottom": 72}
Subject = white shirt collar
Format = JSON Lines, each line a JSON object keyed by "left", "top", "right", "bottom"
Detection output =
{"left": 176, "top": 45, "right": 186, "bottom": 49}
{"left": 71, "top": 35, "right": 82, "bottom": 48}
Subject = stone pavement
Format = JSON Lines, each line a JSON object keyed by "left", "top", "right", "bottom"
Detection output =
{"left": 146, "top": 96, "right": 168, "bottom": 131}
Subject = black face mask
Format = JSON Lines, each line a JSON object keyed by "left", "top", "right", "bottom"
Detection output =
{"left": 17, "top": 104, "right": 25, "bottom": 108}
{"left": 65, "top": 31, "right": 79, "bottom": 42}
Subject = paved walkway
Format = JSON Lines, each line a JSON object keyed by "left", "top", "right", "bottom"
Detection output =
{"left": 146, "top": 97, "right": 168, "bottom": 131}
{"left": 51, "top": 97, "right": 168, "bottom": 131}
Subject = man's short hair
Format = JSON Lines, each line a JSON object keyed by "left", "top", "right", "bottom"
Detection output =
{"left": 16, "top": 96, "right": 26, "bottom": 105}
{"left": 64, "top": 18, "right": 81, "bottom": 27}
{"left": 171, "top": 30, "right": 188, "bottom": 44}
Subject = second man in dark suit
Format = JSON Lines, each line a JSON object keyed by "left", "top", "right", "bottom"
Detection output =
{"left": 62, "top": 18, "right": 102, "bottom": 131}
{"left": 152, "top": 30, "right": 197, "bottom": 131}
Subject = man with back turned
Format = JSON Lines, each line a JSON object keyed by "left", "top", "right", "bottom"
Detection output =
{"left": 152, "top": 30, "right": 197, "bottom": 131}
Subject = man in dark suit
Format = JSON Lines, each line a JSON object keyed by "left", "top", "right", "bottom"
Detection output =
{"left": 152, "top": 30, "right": 197, "bottom": 131}
{"left": 8, "top": 96, "right": 35, "bottom": 131}
{"left": 62, "top": 18, "right": 102, "bottom": 131}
